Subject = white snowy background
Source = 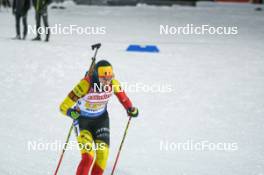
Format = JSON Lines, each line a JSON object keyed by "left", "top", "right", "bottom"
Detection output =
{"left": 0, "top": 1, "right": 264, "bottom": 175}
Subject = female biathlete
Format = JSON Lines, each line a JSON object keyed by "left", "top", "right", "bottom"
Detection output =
{"left": 60, "top": 60, "right": 139, "bottom": 175}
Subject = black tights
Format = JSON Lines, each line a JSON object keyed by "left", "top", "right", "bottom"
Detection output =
{"left": 15, "top": 14, "right": 27, "bottom": 37}
{"left": 35, "top": 10, "right": 50, "bottom": 39}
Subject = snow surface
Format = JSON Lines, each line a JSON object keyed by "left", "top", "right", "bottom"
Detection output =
{"left": 0, "top": 1, "right": 264, "bottom": 175}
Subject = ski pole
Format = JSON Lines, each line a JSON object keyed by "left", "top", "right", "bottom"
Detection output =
{"left": 111, "top": 116, "right": 132, "bottom": 175}
{"left": 53, "top": 123, "right": 74, "bottom": 175}
{"left": 86, "top": 43, "right": 101, "bottom": 77}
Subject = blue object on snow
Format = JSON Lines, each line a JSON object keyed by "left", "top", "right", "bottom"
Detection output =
{"left": 126, "top": 45, "right": 159, "bottom": 53}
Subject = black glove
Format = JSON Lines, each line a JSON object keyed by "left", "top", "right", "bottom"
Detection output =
{"left": 127, "top": 107, "right": 138, "bottom": 117}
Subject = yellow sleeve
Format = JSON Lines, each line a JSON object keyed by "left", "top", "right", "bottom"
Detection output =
{"left": 111, "top": 79, "right": 123, "bottom": 94}
{"left": 111, "top": 78, "right": 133, "bottom": 110}
{"left": 59, "top": 79, "right": 90, "bottom": 116}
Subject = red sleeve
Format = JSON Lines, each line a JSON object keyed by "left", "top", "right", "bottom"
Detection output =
{"left": 115, "top": 91, "right": 132, "bottom": 110}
